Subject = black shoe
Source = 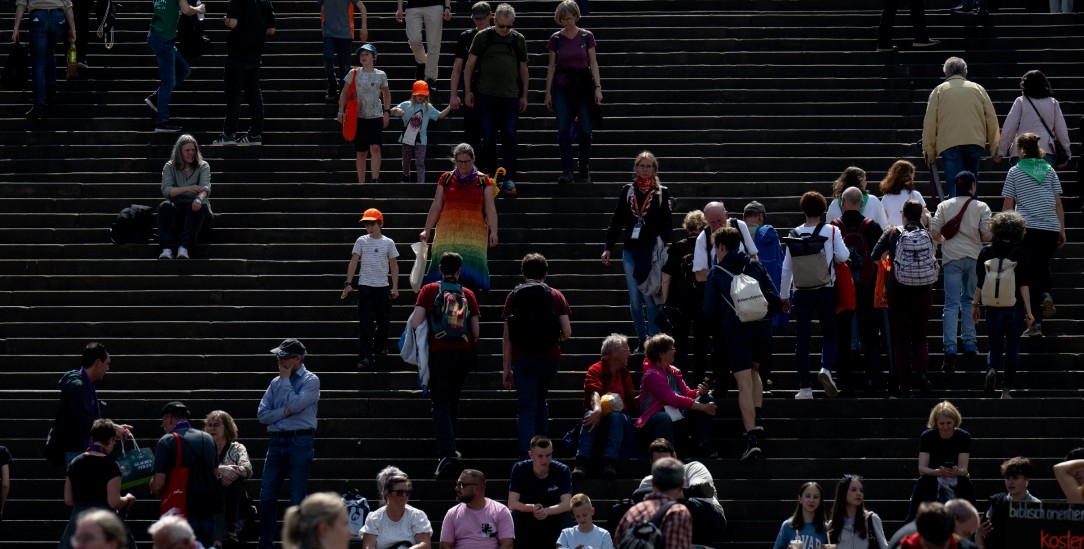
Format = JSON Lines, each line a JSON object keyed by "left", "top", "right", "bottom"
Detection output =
{"left": 962, "top": 350, "right": 978, "bottom": 370}
{"left": 572, "top": 456, "right": 589, "bottom": 480}
{"left": 434, "top": 452, "right": 460, "bottom": 478}
{"left": 576, "top": 171, "right": 592, "bottom": 184}
{"left": 414, "top": 63, "right": 426, "bottom": 82}
{"left": 155, "top": 122, "right": 183, "bottom": 133}
{"left": 425, "top": 77, "right": 437, "bottom": 95}
{"left": 401, "top": 174, "right": 412, "bottom": 183}
{"left": 25, "top": 104, "right": 46, "bottom": 120}
{"left": 740, "top": 445, "right": 762, "bottom": 461}
{"left": 557, "top": 171, "right": 574, "bottom": 185}
{"left": 324, "top": 89, "right": 337, "bottom": 102}
{"left": 984, "top": 368, "right": 996, "bottom": 397}
{"left": 941, "top": 353, "right": 957, "bottom": 373}
{"left": 375, "top": 347, "right": 389, "bottom": 357}
{"left": 917, "top": 374, "right": 932, "bottom": 396}
{"left": 601, "top": 463, "right": 617, "bottom": 480}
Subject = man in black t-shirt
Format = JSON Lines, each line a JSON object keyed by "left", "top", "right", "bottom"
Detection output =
{"left": 212, "top": 0, "right": 276, "bottom": 145}
{"left": 506, "top": 436, "right": 572, "bottom": 548}
{"left": 448, "top": 1, "right": 491, "bottom": 153}
{"left": 150, "top": 401, "right": 223, "bottom": 547}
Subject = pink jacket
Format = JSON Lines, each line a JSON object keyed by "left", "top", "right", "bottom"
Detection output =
{"left": 635, "top": 358, "right": 698, "bottom": 428}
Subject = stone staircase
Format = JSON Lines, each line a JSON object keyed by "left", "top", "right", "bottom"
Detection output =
{"left": 1, "top": 1, "right": 1082, "bottom": 547}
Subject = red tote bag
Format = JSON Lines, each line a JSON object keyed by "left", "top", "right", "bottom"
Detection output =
{"left": 159, "top": 432, "right": 189, "bottom": 517}
{"left": 341, "top": 70, "right": 358, "bottom": 142}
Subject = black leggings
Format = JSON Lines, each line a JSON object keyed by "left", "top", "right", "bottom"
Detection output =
{"left": 1023, "top": 228, "right": 1060, "bottom": 325}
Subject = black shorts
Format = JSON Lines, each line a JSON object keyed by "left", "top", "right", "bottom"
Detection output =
{"left": 354, "top": 117, "right": 384, "bottom": 151}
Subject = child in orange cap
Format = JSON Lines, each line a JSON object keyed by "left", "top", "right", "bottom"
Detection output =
{"left": 343, "top": 208, "right": 399, "bottom": 368}
{"left": 390, "top": 80, "right": 453, "bottom": 183}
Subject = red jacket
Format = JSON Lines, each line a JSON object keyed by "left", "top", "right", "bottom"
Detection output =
{"left": 582, "top": 360, "right": 638, "bottom": 416}
{"left": 900, "top": 533, "right": 958, "bottom": 549}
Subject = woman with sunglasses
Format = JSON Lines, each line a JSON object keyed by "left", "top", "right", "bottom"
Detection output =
{"left": 361, "top": 466, "right": 432, "bottom": 549}
{"left": 827, "top": 475, "right": 888, "bottom": 549}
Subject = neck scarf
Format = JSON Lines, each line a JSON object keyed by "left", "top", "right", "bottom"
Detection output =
{"left": 455, "top": 167, "right": 479, "bottom": 186}
{"left": 635, "top": 176, "right": 654, "bottom": 192}
{"left": 1016, "top": 158, "right": 1051, "bottom": 184}
{"left": 173, "top": 421, "right": 192, "bottom": 432}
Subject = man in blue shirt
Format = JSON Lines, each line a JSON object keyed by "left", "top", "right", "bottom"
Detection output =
{"left": 256, "top": 339, "right": 320, "bottom": 549}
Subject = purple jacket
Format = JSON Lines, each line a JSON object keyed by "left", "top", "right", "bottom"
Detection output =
{"left": 635, "top": 358, "right": 698, "bottom": 428}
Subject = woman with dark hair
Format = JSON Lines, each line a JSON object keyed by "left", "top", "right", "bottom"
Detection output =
{"left": 602, "top": 151, "right": 673, "bottom": 351}
{"left": 60, "top": 419, "right": 137, "bottom": 549}
{"left": 633, "top": 333, "right": 717, "bottom": 457}
{"left": 827, "top": 476, "right": 888, "bottom": 549}
{"left": 158, "top": 134, "right": 212, "bottom": 259}
{"left": 773, "top": 482, "right": 828, "bottom": 548}
{"left": 543, "top": 0, "right": 602, "bottom": 185}
{"left": 994, "top": 70, "right": 1071, "bottom": 169}
{"left": 204, "top": 410, "right": 252, "bottom": 546}
{"left": 360, "top": 466, "right": 432, "bottom": 549}
{"left": 879, "top": 160, "right": 927, "bottom": 227}
{"left": 1001, "top": 132, "right": 1066, "bottom": 338}
{"left": 974, "top": 211, "right": 1034, "bottom": 398}
{"left": 904, "top": 401, "right": 975, "bottom": 522}
{"left": 826, "top": 166, "right": 889, "bottom": 228}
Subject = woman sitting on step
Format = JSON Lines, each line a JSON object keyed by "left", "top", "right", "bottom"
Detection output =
{"left": 360, "top": 466, "right": 432, "bottom": 549}
{"left": 904, "top": 401, "right": 975, "bottom": 522}
{"left": 634, "top": 333, "right": 717, "bottom": 458}
{"left": 827, "top": 475, "right": 889, "bottom": 549}
{"left": 158, "top": 134, "right": 212, "bottom": 260}
{"left": 204, "top": 410, "right": 253, "bottom": 547}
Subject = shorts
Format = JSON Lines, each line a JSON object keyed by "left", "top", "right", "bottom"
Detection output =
{"left": 354, "top": 117, "right": 385, "bottom": 151}
{"left": 728, "top": 322, "right": 771, "bottom": 374}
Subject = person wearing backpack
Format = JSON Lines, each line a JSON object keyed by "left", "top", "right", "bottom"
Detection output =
{"left": 409, "top": 252, "right": 481, "bottom": 478}
{"left": 781, "top": 192, "right": 849, "bottom": 400}
{"left": 973, "top": 211, "right": 1033, "bottom": 399}
{"left": 614, "top": 457, "right": 692, "bottom": 548}
{"left": 704, "top": 225, "right": 781, "bottom": 461}
{"left": 929, "top": 171, "right": 992, "bottom": 373}
{"left": 872, "top": 200, "right": 937, "bottom": 398}
{"left": 743, "top": 200, "right": 786, "bottom": 389}
{"left": 831, "top": 187, "right": 886, "bottom": 394}
{"left": 501, "top": 253, "right": 572, "bottom": 457}
{"left": 659, "top": 210, "right": 709, "bottom": 382}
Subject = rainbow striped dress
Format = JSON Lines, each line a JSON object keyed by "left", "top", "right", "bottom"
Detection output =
{"left": 423, "top": 171, "right": 495, "bottom": 291}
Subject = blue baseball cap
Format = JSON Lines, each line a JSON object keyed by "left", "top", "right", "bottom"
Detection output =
{"left": 355, "top": 43, "right": 378, "bottom": 57}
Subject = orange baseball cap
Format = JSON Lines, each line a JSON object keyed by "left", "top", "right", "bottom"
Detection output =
{"left": 412, "top": 80, "right": 429, "bottom": 96}
{"left": 360, "top": 208, "right": 384, "bottom": 223}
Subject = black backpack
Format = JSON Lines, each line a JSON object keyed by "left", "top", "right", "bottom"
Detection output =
{"left": 616, "top": 500, "right": 677, "bottom": 549}
{"left": 505, "top": 281, "right": 561, "bottom": 354}
{"left": 110, "top": 204, "right": 155, "bottom": 244}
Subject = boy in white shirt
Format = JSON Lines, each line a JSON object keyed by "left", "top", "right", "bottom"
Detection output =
{"left": 557, "top": 493, "right": 613, "bottom": 549}
{"left": 343, "top": 208, "right": 399, "bottom": 368}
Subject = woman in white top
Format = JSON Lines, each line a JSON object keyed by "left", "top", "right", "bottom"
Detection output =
{"left": 993, "top": 70, "right": 1071, "bottom": 169}
{"left": 827, "top": 476, "right": 888, "bottom": 549}
{"left": 879, "top": 160, "right": 928, "bottom": 227}
{"left": 825, "top": 166, "right": 889, "bottom": 228}
{"left": 780, "top": 192, "right": 849, "bottom": 400}
{"left": 361, "top": 467, "right": 432, "bottom": 549}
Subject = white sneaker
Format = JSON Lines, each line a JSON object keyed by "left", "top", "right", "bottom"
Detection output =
{"left": 158, "top": 248, "right": 173, "bottom": 259}
{"left": 817, "top": 368, "right": 839, "bottom": 398}
{"left": 176, "top": 246, "right": 190, "bottom": 259}
{"left": 794, "top": 387, "right": 814, "bottom": 400}
{"left": 1001, "top": 388, "right": 1012, "bottom": 399}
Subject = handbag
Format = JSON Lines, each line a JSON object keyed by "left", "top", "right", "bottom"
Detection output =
{"left": 408, "top": 240, "right": 427, "bottom": 292}
{"left": 342, "top": 70, "right": 358, "bottom": 142}
{"left": 117, "top": 436, "right": 156, "bottom": 489}
{"left": 1024, "top": 96, "right": 1070, "bottom": 166}
{"left": 1, "top": 40, "right": 28, "bottom": 91}
{"left": 873, "top": 259, "right": 891, "bottom": 309}
{"left": 938, "top": 197, "right": 973, "bottom": 240}
{"left": 159, "top": 432, "right": 190, "bottom": 516}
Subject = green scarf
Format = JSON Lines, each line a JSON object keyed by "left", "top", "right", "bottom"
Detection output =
{"left": 1017, "top": 158, "right": 1051, "bottom": 185}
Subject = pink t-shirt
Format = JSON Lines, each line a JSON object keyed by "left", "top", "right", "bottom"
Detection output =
{"left": 439, "top": 499, "right": 515, "bottom": 548}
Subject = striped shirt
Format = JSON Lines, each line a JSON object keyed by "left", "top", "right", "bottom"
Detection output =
{"left": 351, "top": 235, "right": 399, "bottom": 287}
{"left": 1001, "top": 165, "right": 1063, "bottom": 232}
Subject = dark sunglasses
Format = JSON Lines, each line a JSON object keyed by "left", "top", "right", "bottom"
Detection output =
{"left": 455, "top": 481, "right": 479, "bottom": 488}
{"left": 496, "top": 24, "right": 513, "bottom": 29}
{"left": 390, "top": 489, "right": 412, "bottom": 497}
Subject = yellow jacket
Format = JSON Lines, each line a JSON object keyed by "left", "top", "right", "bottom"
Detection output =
{"left": 922, "top": 75, "right": 1000, "bottom": 163}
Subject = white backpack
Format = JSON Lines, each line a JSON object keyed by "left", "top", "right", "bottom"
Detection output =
{"left": 715, "top": 265, "right": 769, "bottom": 323}
{"left": 981, "top": 256, "right": 1018, "bottom": 308}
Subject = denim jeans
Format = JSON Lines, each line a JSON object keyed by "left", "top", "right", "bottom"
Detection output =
{"left": 356, "top": 285, "right": 391, "bottom": 362}
{"left": 476, "top": 93, "right": 521, "bottom": 177}
{"left": 223, "top": 54, "right": 264, "bottom": 136}
{"left": 147, "top": 31, "right": 191, "bottom": 124}
{"left": 553, "top": 84, "right": 592, "bottom": 174}
{"left": 512, "top": 357, "right": 559, "bottom": 456}
{"left": 792, "top": 286, "right": 838, "bottom": 388}
{"left": 429, "top": 349, "right": 472, "bottom": 457}
{"left": 986, "top": 304, "right": 1024, "bottom": 387}
{"left": 942, "top": 257, "right": 978, "bottom": 355}
{"left": 322, "top": 35, "right": 352, "bottom": 91}
{"left": 157, "top": 200, "right": 211, "bottom": 248}
{"left": 622, "top": 249, "right": 660, "bottom": 344}
{"left": 577, "top": 410, "right": 627, "bottom": 462}
{"left": 258, "top": 434, "right": 315, "bottom": 549}
{"left": 940, "top": 144, "right": 983, "bottom": 197}
{"left": 29, "top": 9, "right": 67, "bottom": 105}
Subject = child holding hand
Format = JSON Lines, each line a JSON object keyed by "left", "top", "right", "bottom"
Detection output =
{"left": 390, "top": 80, "right": 452, "bottom": 183}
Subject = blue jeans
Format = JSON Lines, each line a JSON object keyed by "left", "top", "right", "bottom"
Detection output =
{"left": 553, "top": 84, "right": 592, "bottom": 174}
{"left": 942, "top": 257, "right": 978, "bottom": 355}
{"left": 322, "top": 35, "right": 351, "bottom": 91}
{"left": 940, "top": 144, "right": 983, "bottom": 197}
{"left": 512, "top": 357, "right": 559, "bottom": 457}
{"left": 986, "top": 304, "right": 1024, "bottom": 388}
{"left": 577, "top": 410, "right": 626, "bottom": 461}
{"left": 622, "top": 249, "right": 660, "bottom": 343}
{"left": 476, "top": 93, "right": 520, "bottom": 177}
{"left": 258, "top": 434, "right": 315, "bottom": 549}
{"left": 147, "top": 31, "right": 191, "bottom": 123}
{"left": 28, "top": 9, "right": 67, "bottom": 105}
{"left": 792, "top": 286, "right": 838, "bottom": 388}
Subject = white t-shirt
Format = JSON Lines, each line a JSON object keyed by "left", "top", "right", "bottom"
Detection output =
{"left": 779, "top": 222, "right": 849, "bottom": 299}
{"left": 880, "top": 189, "right": 926, "bottom": 228}
{"left": 557, "top": 524, "right": 613, "bottom": 549}
{"left": 360, "top": 505, "right": 433, "bottom": 549}
{"left": 351, "top": 234, "right": 399, "bottom": 287}
{"left": 826, "top": 194, "right": 889, "bottom": 228}
{"left": 692, "top": 219, "right": 759, "bottom": 273}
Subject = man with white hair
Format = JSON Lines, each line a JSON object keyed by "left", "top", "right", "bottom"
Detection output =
{"left": 149, "top": 515, "right": 205, "bottom": 549}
